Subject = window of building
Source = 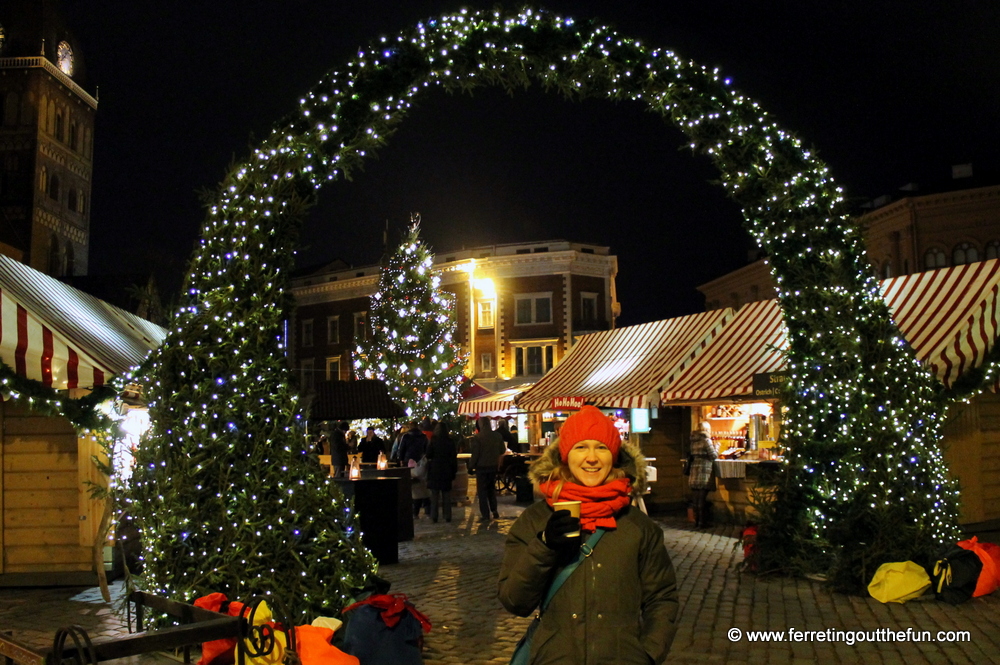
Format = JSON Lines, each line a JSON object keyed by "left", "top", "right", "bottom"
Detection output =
{"left": 952, "top": 242, "right": 978, "bottom": 266}
{"left": 327, "top": 316, "right": 340, "bottom": 344}
{"left": 481, "top": 352, "right": 493, "bottom": 373}
{"left": 354, "top": 311, "right": 368, "bottom": 341}
{"left": 300, "top": 358, "right": 315, "bottom": 393}
{"left": 55, "top": 111, "right": 64, "bottom": 142}
{"left": 301, "top": 319, "right": 314, "bottom": 347}
{"left": 65, "top": 244, "right": 74, "bottom": 276}
{"left": 69, "top": 122, "right": 78, "bottom": 151}
{"left": 924, "top": 248, "right": 946, "bottom": 270}
{"left": 39, "top": 166, "right": 47, "bottom": 193}
{"left": 78, "top": 191, "right": 86, "bottom": 214}
{"left": 514, "top": 344, "right": 555, "bottom": 376}
{"left": 986, "top": 241, "right": 1000, "bottom": 261}
{"left": 68, "top": 188, "right": 77, "bottom": 212}
{"left": 48, "top": 233, "right": 61, "bottom": 276}
{"left": 48, "top": 173, "right": 60, "bottom": 201}
{"left": 326, "top": 357, "right": 341, "bottom": 381}
{"left": 478, "top": 300, "right": 494, "bottom": 328}
{"left": 882, "top": 261, "right": 892, "bottom": 278}
{"left": 515, "top": 293, "right": 552, "bottom": 325}
{"left": 580, "top": 292, "right": 598, "bottom": 322}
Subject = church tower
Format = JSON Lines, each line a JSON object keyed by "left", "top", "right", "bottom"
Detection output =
{"left": 0, "top": 0, "right": 95, "bottom": 276}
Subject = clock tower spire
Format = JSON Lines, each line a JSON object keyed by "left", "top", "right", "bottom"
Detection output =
{"left": 0, "top": 0, "right": 96, "bottom": 276}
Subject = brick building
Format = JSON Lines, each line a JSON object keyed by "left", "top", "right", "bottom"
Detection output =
{"left": 290, "top": 240, "right": 619, "bottom": 394}
{"left": 0, "top": 0, "right": 95, "bottom": 277}
{"left": 698, "top": 180, "right": 1000, "bottom": 310}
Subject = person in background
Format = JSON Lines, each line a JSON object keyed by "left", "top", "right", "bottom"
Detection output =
{"left": 468, "top": 416, "right": 506, "bottom": 521}
{"left": 358, "top": 426, "right": 386, "bottom": 464}
{"left": 399, "top": 421, "right": 431, "bottom": 516}
{"left": 498, "top": 405, "right": 679, "bottom": 664}
{"left": 330, "top": 421, "right": 350, "bottom": 477}
{"left": 398, "top": 420, "right": 429, "bottom": 466}
{"left": 419, "top": 416, "right": 435, "bottom": 443}
{"left": 689, "top": 420, "right": 719, "bottom": 528}
{"left": 389, "top": 427, "right": 404, "bottom": 463}
{"left": 496, "top": 419, "right": 518, "bottom": 453}
{"left": 426, "top": 421, "right": 459, "bottom": 523}
{"left": 346, "top": 429, "right": 360, "bottom": 455}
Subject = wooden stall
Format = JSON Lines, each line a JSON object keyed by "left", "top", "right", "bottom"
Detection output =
{"left": 0, "top": 255, "right": 165, "bottom": 586}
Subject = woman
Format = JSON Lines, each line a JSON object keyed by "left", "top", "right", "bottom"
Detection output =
{"left": 689, "top": 421, "right": 718, "bottom": 527}
{"left": 425, "top": 421, "right": 459, "bottom": 523}
{"left": 496, "top": 419, "right": 518, "bottom": 453}
{"left": 498, "top": 406, "right": 678, "bottom": 664}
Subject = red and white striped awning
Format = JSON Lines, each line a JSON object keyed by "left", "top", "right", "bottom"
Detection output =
{"left": 661, "top": 299, "right": 787, "bottom": 403}
{"left": 0, "top": 255, "right": 166, "bottom": 391}
{"left": 881, "top": 258, "right": 1000, "bottom": 389}
{"left": 661, "top": 259, "right": 1000, "bottom": 402}
{"left": 458, "top": 383, "right": 533, "bottom": 416}
{"left": 516, "top": 309, "right": 732, "bottom": 412}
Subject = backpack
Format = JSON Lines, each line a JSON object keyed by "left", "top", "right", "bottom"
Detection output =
{"left": 931, "top": 546, "right": 983, "bottom": 605}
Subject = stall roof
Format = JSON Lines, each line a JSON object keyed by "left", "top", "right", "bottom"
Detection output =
{"left": 661, "top": 259, "right": 1000, "bottom": 403}
{"left": 516, "top": 309, "right": 732, "bottom": 412}
{"left": 458, "top": 383, "right": 533, "bottom": 416}
{"left": 660, "top": 299, "right": 786, "bottom": 403}
{"left": 311, "top": 379, "right": 407, "bottom": 421}
{"left": 0, "top": 255, "right": 166, "bottom": 390}
{"left": 881, "top": 258, "right": 1000, "bottom": 389}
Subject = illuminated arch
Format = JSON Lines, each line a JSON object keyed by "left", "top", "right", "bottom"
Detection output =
{"left": 147, "top": 7, "right": 962, "bottom": 592}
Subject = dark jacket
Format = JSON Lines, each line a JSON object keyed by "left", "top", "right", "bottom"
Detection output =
{"left": 425, "top": 433, "right": 458, "bottom": 491}
{"left": 330, "top": 429, "right": 349, "bottom": 467}
{"left": 498, "top": 440, "right": 678, "bottom": 664}
{"left": 398, "top": 429, "right": 428, "bottom": 466}
{"left": 496, "top": 420, "right": 518, "bottom": 451}
{"left": 468, "top": 417, "right": 505, "bottom": 473}
{"left": 358, "top": 435, "right": 386, "bottom": 464}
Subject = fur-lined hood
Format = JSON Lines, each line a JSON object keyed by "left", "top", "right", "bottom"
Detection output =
{"left": 527, "top": 436, "right": 648, "bottom": 498}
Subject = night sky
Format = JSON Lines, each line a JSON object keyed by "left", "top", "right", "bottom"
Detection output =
{"left": 63, "top": 1, "right": 1000, "bottom": 325}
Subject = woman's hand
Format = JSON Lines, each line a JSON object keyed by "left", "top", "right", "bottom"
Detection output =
{"left": 542, "top": 509, "right": 580, "bottom": 549}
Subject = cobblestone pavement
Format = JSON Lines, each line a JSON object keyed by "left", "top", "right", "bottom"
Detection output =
{"left": 2, "top": 490, "right": 999, "bottom": 665}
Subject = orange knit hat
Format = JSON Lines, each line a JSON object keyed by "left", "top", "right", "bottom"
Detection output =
{"left": 557, "top": 405, "right": 622, "bottom": 462}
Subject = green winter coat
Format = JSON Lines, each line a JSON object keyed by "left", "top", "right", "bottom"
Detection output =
{"left": 497, "top": 439, "right": 679, "bottom": 664}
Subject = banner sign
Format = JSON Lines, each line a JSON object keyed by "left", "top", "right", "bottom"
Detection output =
{"left": 752, "top": 372, "right": 789, "bottom": 398}
{"left": 550, "top": 396, "right": 586, "bottom": 410}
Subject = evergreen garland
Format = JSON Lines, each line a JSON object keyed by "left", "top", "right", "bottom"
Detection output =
{"left": 129, "top": 6, "right": 993, "bottom": 600}
{"left": 0, "top": 359, "right": 117, "bottom": 431}
{"left": 354, "top": 218, "right": 467, "bottom": 418}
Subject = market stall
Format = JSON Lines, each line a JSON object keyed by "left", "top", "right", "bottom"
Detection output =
{"left": 515, "top": 310, "right": 732, "bottom": 510}
{"left": 0, "top": 255, "right": 166, "bottom": 586}
{"left": 661, "top": 259, "right": 1000, "bottom": 524}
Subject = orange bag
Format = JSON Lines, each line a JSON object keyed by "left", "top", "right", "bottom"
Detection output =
{"left": 293, "top": 625, "right": 359, "bottom": 665}
{"left": 957, "top": 536, "right": 1000, "bottom": 597}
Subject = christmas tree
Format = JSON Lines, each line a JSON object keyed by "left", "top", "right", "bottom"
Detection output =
{"left": 354, "top": 218, "right": 467, "bottom": 418}
{"left": 124, "top": 153, "right": 375, "bottom": 623}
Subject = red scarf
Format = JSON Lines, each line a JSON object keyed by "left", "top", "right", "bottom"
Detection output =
{"left": 538, "top": 478, "right": 633, "bottom": 531}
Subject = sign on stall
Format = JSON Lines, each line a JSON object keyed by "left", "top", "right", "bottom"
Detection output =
{"left": 752, "top": 371, "right": 789, "bottom": 398}
{"left": 550, "top": 396, "right": 586, "bottom": 410}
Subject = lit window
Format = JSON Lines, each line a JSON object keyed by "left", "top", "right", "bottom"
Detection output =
{"left": 952, "top": 242, "right": 978, "bottom": 266}
{"left": 478, "top": 300, "right": 494, "bottom": 328}
{"left": 301, "top": 319, "right": 314, "bottom": 347}
{"left": 514, "top": 293, "right": 553, "bottom": 325}
{"left": 326, "top": 357, "right": 341, "bottom": 381}
{"left": 327, "top": 316, "right": 340, "bottom": 344}
{"left": 514, "top": 345, "right": 555, "bottom": 376}
{"left": 924, "top": 248, "right": 946, "bottom": 270}
{"left": 300, "top": 358, "right": 315, "bottom": 393}
{"left": 986, "top": 241, "right": 1000, "bottom": 260}
{"left": 580, "top": 292, "right": 598, "bottom": 322}
{"left": 354, "top": 311, "right": 368, "bottom": 341}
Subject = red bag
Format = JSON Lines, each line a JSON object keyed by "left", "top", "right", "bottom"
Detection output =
{"left": 193, "top": 593, "right": 246, "bottom": 665}
{"left": 957, "top": 536, "right": 1000, "bottom": 597}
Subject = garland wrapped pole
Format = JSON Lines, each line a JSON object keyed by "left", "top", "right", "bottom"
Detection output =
{"left": 127, "top": 7, "right": 976, "bottom": 610}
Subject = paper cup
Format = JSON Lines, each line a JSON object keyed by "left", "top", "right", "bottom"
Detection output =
{"left": 552, "top": 500, "right": 582, "bottom": 538}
